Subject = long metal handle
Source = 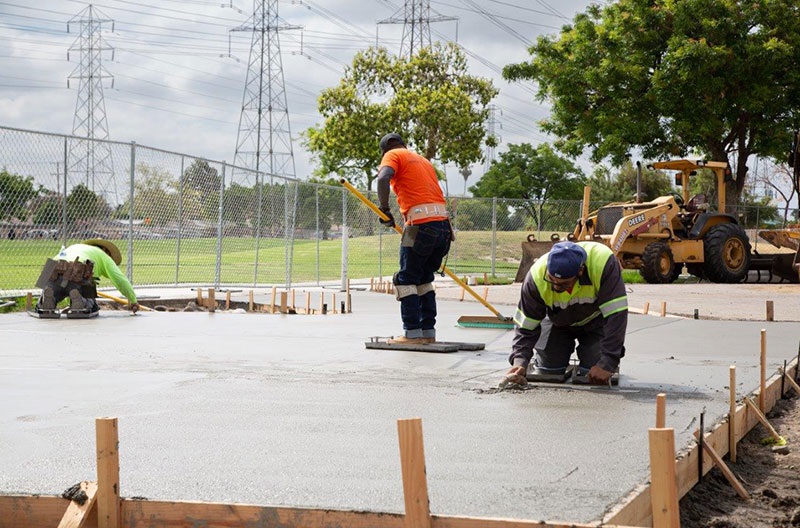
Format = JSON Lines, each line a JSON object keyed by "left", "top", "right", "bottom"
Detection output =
{"left": 340, "top": 179, "right": 509, "bottom": 321}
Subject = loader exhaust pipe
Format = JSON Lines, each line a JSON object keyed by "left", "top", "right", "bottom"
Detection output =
{"left": 636, "top": 161, "right": 642, "bottom": 203}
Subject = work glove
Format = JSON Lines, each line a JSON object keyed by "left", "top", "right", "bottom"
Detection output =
{"left": 379, "top": 206, "right": 395, "bottom": 228}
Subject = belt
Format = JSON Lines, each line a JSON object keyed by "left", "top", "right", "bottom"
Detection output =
{"left": 404, "top": 202, "right": 449, "bottom": 225}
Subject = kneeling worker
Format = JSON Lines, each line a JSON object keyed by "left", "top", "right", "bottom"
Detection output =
{"left": 503, "top": 241, "right": 628, "bottom": 387}
{"left": 36, "top": 238, "right": 140, "bottom": 316}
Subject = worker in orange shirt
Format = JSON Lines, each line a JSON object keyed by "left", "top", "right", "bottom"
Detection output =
{"left": 376, "top": 133, "right": 454, "bottom": 345}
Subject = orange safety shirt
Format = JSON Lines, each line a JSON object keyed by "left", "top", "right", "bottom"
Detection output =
{"left": 379, "top": 148, "right": 447, "bottom": 224}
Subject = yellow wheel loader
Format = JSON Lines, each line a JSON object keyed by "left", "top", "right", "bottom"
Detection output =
{"left": 573, "top": 159, "right": 752, "bottom": 284}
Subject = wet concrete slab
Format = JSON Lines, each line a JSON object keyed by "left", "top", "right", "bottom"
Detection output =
{"left": 1, "top": 289, "right": 798, "bottom": 523}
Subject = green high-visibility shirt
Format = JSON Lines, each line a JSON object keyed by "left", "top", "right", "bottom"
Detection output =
{"left": 55, "top": 244, "right": 137, "bottom": 304}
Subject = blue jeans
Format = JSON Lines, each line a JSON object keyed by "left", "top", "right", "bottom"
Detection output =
{"left": 395, "top": 220, "right": 451, "bottom": 334}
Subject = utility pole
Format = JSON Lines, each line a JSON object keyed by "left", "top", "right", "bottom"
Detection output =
{"left": 231, "top": 0, "right": 298, "bottom": 180}
{"left": 67, "top": 5, "right": 115, "bottom": 200}
{"left": 378, "top": 0, "right": 456, "bottom": 59}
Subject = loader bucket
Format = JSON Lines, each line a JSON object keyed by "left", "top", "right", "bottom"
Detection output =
{"left": 515, "top": 234, "right": 559, "bottom": 283}
{"left": 752, "top": 229, "right": 800, "bottom": 283}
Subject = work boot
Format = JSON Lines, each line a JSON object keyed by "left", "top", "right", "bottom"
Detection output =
{"left": 38, "top": 287, "right": 56, "bottom": 312}
{"left": 387, "top": 335, "right": 434, "bottom": 345}
{"left": 68, "top": 289, "right": 89, "bottom": 312}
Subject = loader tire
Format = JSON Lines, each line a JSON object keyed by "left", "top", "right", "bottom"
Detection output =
{"left": 640, "top": 241, "right": 679, "bottom": 284}
{"left": 702, "top": 223, "right": 751, "bottom": 283}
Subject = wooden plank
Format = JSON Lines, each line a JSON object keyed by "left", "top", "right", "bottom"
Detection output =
{"left": 648, "top": 428, "right": 679, "bottom": 528}
{"left": 57, "top": 481, "right": 98, "bottom": 528}
{"left": 744, "top": 397, "right": 782, "bottom": 442}
{"left": 0, "top": 494, "right": 651, "bottom": 528}
{"left": 95, "top": 417, "right": 120, "bottom": 528}
{"left": 781, "top": 367, "right": 800, "bottom": 395}
{"left": 397, "top": 418, "right": 432, "bottom": 528}
{"left": 693, "top": 431, "right": 749, "bottom": 500}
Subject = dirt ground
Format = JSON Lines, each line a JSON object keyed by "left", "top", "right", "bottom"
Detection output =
{"left": 680, "top": 394, "right": 800, "bottom": 528}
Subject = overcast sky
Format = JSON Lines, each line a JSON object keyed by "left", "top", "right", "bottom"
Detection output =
{"left": 0, "top": 0, "right": 598, "bottom": 194}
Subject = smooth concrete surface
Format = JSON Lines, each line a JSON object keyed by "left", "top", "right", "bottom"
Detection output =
{"left": 1, "top": 289, "right": 799, "bottom": 523}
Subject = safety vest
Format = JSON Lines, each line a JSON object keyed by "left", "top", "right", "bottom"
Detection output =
{"left": 525, "top": 242, "right": 627, "bottom": 327}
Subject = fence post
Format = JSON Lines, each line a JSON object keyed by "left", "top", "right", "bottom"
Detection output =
{"left": 491, "top": 196, "right": 497, "bottom": 277}
{"left": 341, "top": 187, "right": 348, "bottom": 291}
{"left": 175, "top": 155, "right": 184, "bottom": 285}
{"left": 215, "top": 162, "right": 225, "bottom": 287}
{"left": 315, "top": 184, "right": 320, "bottom": 286}
{"left": 62, "top": 137, "right": 68, "bottom": 248}
{"left": 253, "top": 169, "right": 263, "bottom": 286}
{"left": 128, "top": 142, "right": 136, "bottom": 283}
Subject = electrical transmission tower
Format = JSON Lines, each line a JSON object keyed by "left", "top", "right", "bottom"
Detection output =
{"left": 484, "top": 104, "right": 501, "bottom": 172}
{"left": 378, "top": 0, "right": 456, "bottom": 59}
{"left": 231, "top": 0, "right": 298, "bottom": 179}
{"left": 67, "top": 5, "right": 115, "bottom": 199}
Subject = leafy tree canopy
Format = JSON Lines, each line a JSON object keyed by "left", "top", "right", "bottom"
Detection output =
{"left": 0, "top": 169, "right": 41, "bottom": 221}
{"left": 586, "top": 161, "right": 674, "bottom": 203}
{"left": 504, "top": 0, "right": 800, "bottom": 206}
{"left": 305, "top": 42, "right": 498, "bottom": 189}
{"left": 469, "top": 143, "right": 585, "bottom": 201}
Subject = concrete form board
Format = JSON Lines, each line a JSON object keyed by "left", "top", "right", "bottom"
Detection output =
{"left": 0, "top": 290, "right": 798, "bottom": 524}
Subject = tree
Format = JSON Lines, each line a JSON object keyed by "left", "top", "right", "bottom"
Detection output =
{"left": 586, "top": 161, "right": 674, "bottom": 203}
{"left": 470, "top": 143, "right": 585, "bottom": 228}
{"left": 67, "top": 184, "right": 109, "bottom": 223}
{"left": 0, "top": 169, "right": 40, "bottom": 220}
{"left": 305, "top": 42, "right": 498, "bottom": 189}
{"left": 181, "top": 160, "right": 222, "bottom": 221}
{"left": 504, "top": 0, "right": 800, "bottom": 209}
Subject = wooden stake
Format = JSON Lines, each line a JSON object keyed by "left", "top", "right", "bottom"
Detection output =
{"left": 320, "top": 292, "right": 324, "bottom": 313}
{"left": 208, "top": 288, "right": 215, "bottom": 312}
{"left": 26, "top": 292, "right": 32, "bottom": 311}
{"left": 96, "top": 417, "right": 120, "bottom": 528}
{"left": 729, "top": 365, "right": 737, "bottom": 463}
{"left": 760, "top": 328, "right": 767, "bottom": 412}
{"left": 332, "top": 293, "right": 337, "bottom": 314}
{"left": 482, "top": 286, "right": 489, "bottom": 301}
{"left": 648, "top": 428, "right": 680, "bottom": 528}
{"left": 766, "top": 300, "right": 774, "bottom": 322}
{"left": 744, "top": 397, "right": 782, "bottom": 443}
{"left": 693, "top": 430, "right": 750, "bottom": 500}
{"left": 780, "top": 367, "right": 800, "bottom": 395}
{"left": 346, "top": 279, "right": 351, "bottom": 313}
{"left": 225, "top": 290, "right": 231, "bottom": 310}
{"left": 483, "top": 272, "right": 488, "bottom": 284}
{"left": 270, "top": 286, "right": 277, "bottom": 314}
{"left": 56, "top": 480, "right": 98, "bottom": 528}
{"left": 248, "top": 290, "right": 254, "bottom": 312}
{"left": 643, "top": 301, "right": 650, "bottom": 315}
{"left": 196, "top": 288, "right": 203, "bottom": 306}
{"left": 656, "top": 393, "right": 666, "bottom": 428}
{"left": 305, "top": 292, "right": 311, "bottom": 315}
{"left": 370, "top": 277, "right": 374, "bottom": 292}
{"left": 660, "top": 301, "right": 667, "bottom": 317}
{"left": 397, "top": 418, "right": 432, "bottom": 528}
{"left": 280, "top": 291, "right": 288, "bottom": 314}
{"left": 459, "top": 286, "right": 465, "bottom": 302}
{"left": 291, "top": 289, "right": 296, "bottom": 310}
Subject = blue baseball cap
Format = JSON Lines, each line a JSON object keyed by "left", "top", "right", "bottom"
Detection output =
{"left": 547, "top": 241, "right": 587, "bottom": 279}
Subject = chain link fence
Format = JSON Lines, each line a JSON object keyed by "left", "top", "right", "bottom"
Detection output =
{"left": 1, "top": 126, "right": 798, "bottom": 297}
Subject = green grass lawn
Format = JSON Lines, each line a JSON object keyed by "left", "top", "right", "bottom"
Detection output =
{"left": 0, "top": 231, "right": 529, "bottom": 292}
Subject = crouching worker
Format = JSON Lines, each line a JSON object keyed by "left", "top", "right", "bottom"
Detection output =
{"left": 36, "top": 238, "right": 139, "bottom": 318}
{"left": 502, "top": 241, "right": 628, "bottom": 387}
